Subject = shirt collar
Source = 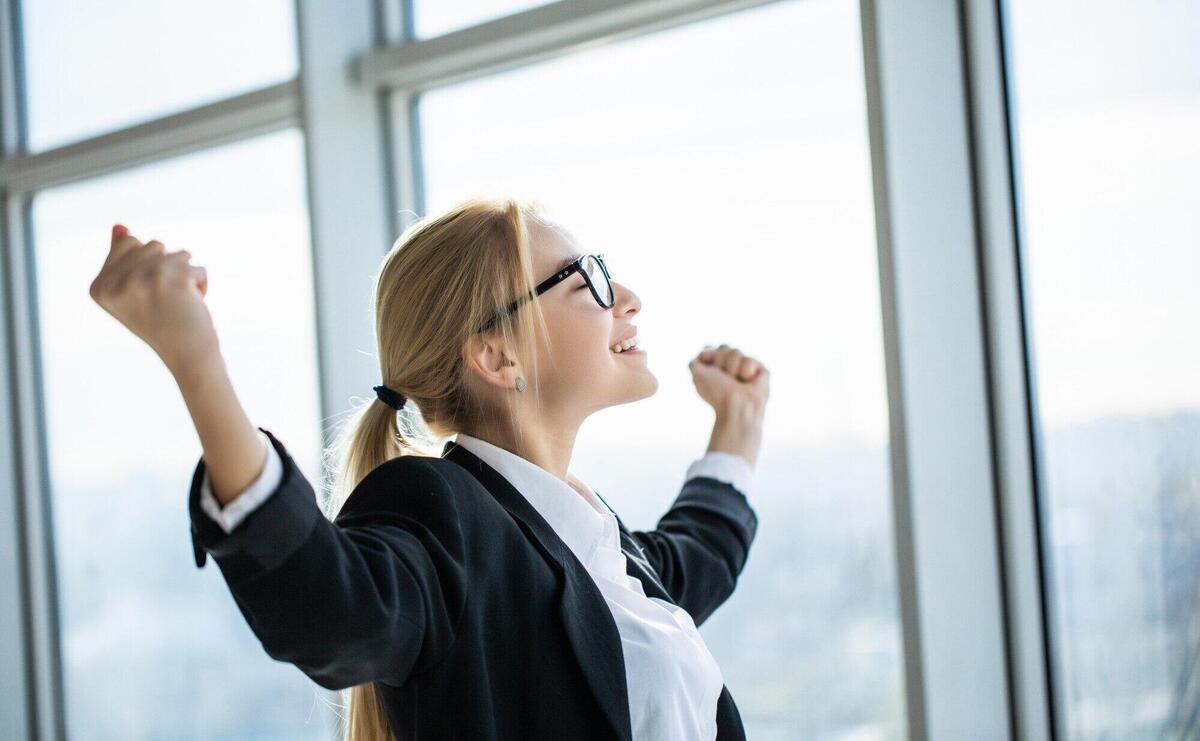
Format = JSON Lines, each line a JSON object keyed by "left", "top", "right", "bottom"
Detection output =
{"left": 453, "top": 433, "right": 610, "bottom": 568}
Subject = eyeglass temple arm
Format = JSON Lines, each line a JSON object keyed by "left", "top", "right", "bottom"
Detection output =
{"left": 475, "top": 254, "right": 605, "bottom": 333}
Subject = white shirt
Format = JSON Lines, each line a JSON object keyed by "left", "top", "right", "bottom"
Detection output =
{"left": 199, "top": 431, "right": 754, "bottom": 740}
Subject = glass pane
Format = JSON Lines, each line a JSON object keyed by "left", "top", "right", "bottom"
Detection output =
{"left": 419, "top": 0, "right": 904, "bottom": 737}
{"left": 1004, "top": 0, "right": 1200, "bottom": 737}
{"left": 415, "top": 0, "right": 549, "bottom": 38}
{"left": 33, "top": 130, "right": 333, "bottom": 740}
{"left": 22, "top": 0, "right": 297, "bottom": 152}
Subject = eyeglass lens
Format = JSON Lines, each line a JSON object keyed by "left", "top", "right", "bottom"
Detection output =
{"left": 583, "top": 255, "right": 613, "bottom": 307}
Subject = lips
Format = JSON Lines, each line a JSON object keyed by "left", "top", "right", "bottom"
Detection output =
{"left": 610, "top": 326, "right": 637, "bottom": 346}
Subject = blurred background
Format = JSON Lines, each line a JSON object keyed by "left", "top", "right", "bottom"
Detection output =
{"left": 0, "top": 0, "right": 1195, "bottom": 739}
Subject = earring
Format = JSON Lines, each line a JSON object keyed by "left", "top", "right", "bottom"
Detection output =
{"left": 515, "top": 377, "right": 526, "bottom": 392}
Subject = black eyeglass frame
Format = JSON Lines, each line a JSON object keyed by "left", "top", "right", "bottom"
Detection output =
{"left": 475, "top": 253, "right": 612, "bottom": 334}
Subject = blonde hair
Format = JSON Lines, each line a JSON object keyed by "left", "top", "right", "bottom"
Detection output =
{"left": 319, "top": 195, "right": 555, "bottom": 741}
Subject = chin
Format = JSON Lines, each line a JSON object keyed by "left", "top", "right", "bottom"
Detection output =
{"left": 644, "top": 372, "right": 659, "bottom": 396}
{"left": 605, "top": 375, "right": 658, "bottom": 408}
{"left": 633, "top": 372, "right": 659, "bottom": 400}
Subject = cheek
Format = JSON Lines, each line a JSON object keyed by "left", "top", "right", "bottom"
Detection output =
{"left": 554, "top": 315, "right": 611, "bottom": 364}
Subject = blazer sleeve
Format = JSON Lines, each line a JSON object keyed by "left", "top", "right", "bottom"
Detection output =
{"left": 628, "top": 475, "right": 758, "bottom": 627}
{"left": 187, "top": 427, "right": 468, "bottom": 690}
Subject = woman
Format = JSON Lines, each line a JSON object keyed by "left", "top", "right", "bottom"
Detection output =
{"left": 89, "top": 197, "right": 770, "bottom": 740}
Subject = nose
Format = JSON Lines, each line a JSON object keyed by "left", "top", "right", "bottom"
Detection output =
{"left": 611, "top": 280, "right": 641, "bottom": 317}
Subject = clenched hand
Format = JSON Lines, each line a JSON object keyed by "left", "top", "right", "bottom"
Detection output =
{"left": 89, "top": 224, "right": 217, "bottom": 375}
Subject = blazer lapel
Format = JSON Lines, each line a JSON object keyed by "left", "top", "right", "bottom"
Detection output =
{"left": 441, "top": 441, "right": 633, "bottom": 741}
{"left": 588, "top": 490, "right": 675, "bottom": 603}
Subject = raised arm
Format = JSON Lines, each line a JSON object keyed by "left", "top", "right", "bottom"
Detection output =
{"left": 634, "top": 344, "right": 769, "bottom": 625}
{"left": 88, "top": 223, "right": 264, "bottom": 510}
{"left": 89, "top": 225, "right": 466, "bottom": 689}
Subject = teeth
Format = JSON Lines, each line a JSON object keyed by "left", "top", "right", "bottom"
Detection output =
{"left": 610, "top": 336, "right": 640, "bottom": 353}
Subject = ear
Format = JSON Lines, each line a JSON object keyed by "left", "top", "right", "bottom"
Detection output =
{"left": 462, "top": 334, "right": 520, "bottom": 391}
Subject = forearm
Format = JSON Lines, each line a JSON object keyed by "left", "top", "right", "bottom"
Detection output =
{"left": 706, "top": 399, "right": 764, "bottom": 469}
{"left": 171, "top": 349, "right": 266, "bottom": 507}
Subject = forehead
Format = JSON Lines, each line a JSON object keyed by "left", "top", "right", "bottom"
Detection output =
{"left": 528, "top": 217, "right": 584, "bottom": 274}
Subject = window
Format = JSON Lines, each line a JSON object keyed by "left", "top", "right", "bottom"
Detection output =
{"left": 414, "top": 0, "right": 549, "bottom": 38}
{"left": 21, "top": 0, "right": 297, "bottom": 151}
{"left": 32, "top": 129, "right": 333, "bottom": 740}
{"left": 1004, "top": 0, "right": 1200, "bottom": 736}
{"left": 419, "top": 0, "right": 904, "bottom": 735}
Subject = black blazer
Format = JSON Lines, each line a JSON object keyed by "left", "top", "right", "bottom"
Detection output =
{"left": 188, "top": 427, "right": 758, "bottom": 740}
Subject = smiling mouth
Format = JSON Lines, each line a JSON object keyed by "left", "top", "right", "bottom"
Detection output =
{"left": 613, "top": 346, "right": 646, "bottom": 356}
{"left": 610, "top": 335, "right": 642, "bottom": 354}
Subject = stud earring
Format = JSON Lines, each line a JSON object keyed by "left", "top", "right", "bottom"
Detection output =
{"left": 515, "top": 377, "right": 526, "bottom": 392}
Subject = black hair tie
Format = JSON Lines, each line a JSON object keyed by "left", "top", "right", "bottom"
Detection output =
{"left": 373, "top": 384, "right": 407, "bottom": 411}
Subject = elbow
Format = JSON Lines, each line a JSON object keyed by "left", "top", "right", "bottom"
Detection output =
{"left": 261, "top": 609, "right": 423, "bottom": 690}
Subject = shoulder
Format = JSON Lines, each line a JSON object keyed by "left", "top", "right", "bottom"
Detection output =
{"left": 334, "top": 454, "right": 460, "bottom": 522}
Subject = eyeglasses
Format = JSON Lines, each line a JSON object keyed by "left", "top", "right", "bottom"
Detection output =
{"left": 476, "top": 253, "right": 613, "bottom": 334}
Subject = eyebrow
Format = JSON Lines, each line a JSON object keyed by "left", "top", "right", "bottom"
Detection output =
{"left": 555, "top": 253, "right": 584, "bottom": 271}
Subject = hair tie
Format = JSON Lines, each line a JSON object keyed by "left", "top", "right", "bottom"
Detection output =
{"left": 373, "top": 384, "right": 407, "bottom": 411}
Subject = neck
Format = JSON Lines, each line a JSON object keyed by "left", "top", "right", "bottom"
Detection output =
{"left": 458, "top": 416, "right": 582, "bottom": 484}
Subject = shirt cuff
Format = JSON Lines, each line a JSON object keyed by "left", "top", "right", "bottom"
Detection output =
{"left": 685, "top": 450, "right": 755, "bottom": 498}
{"left": 198, "top": 430, "right": 283, "bottom": 534}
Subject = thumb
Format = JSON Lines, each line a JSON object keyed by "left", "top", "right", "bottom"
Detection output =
{"left": 189, "top": 265, "right": 208, "bottom": 298}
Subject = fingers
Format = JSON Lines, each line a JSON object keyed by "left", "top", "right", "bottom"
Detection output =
{"left": 190, "top": 264, "right": 208, "bottom": 298}
{"left": 696, "top": 344, "right": 765, "bottom": 381}
{"left": 736, "top": 356, "right": 761, "bottom": 381}
{"left": 105, "top": 226, "right": 146, "bottom": 268}
{"left": 116, "top": 237, "right": 163, "bottom": 275}
{"left": 95, "top": 223, "right": 192, "bottom": 302}
{"left": 109, "top": 226, "right": 145, "bottom": 251}
{"left": 105, "top": 224, "right": 141, "bottom": 265}
{"left": 95, "top": 225, "right": 144, "bottom": 301}
{"left": 699, "top": 344, "right": 744, "bottom": 375}
{"left": 118, "top": 240, "right": 169, "bottom": 287}
{"left": 160, "top": 250, "right": 203, "bottom": 296}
